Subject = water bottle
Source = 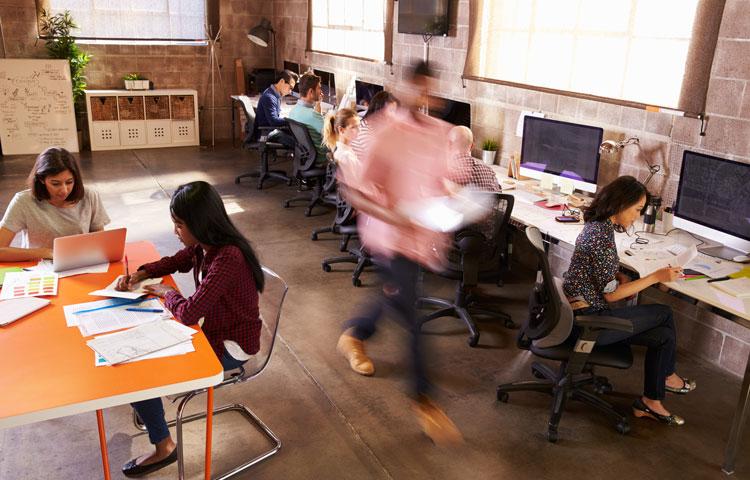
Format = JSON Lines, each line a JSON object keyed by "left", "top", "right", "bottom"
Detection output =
{"left": 643, "top": 195, "right": 661, "bottom": 233}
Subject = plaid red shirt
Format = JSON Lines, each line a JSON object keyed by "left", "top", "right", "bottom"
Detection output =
{"left": 141, "top": 244, "right": 260, "bottom": 360}
{"left": 449, "top": 153, "right": 502, "bottom": 192}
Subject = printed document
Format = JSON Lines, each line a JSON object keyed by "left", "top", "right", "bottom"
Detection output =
{"left": 89, "top": 276, "right": 163, "bottom": 300}
{"left": 86, "top": 320, "right": 192, "bottom": 365}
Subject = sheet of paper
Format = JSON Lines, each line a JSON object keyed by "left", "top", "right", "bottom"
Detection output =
{"left": 686, "top": 257, "right": 742, "bottom": 279}
{"left": 64, "top": 297, "right": 163, "bottom": 327}
{"left": 77, "top": 301, "right": 169, "bottom": 337}
{"left": 540, "top": 172, "right": 554, "bottom": 191}
{"left": 0, "top": 267, "right": 23, "bottom": 286}
{"left": 28, "top": 259, "right": 110, "bottom": 278}
{"left": 0, "top": 271, "right": 58, "bottom": 299}
{"left": 89, "top": 276, "right": 163, "bottom": 300}
{"left": 711, "top": 277, "right": 750, "bottom": 298}
{"left": 560, "top": 177, "right": 575, "bottom": 195}
{"left": 0, "top": 297, "right": 51, "bottom": 326}
{"left": 94, "top": 320, "right": 196, "bottom": 365}
{"left": 627, "top": 245, "right": 698, "bottom": 277}
{"left": 86, "top": 320, "right": 192, "bottom": 365}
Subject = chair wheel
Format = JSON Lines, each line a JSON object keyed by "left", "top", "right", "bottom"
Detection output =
{"left": 546, "top": 429, "right": 558, "bottom": 442}
{"left": 311, "top": 234, "right": 318, "bottom": 241}
{"left": 234, "top": 178, "right": 240, "bottom": 184}
{"left": 256, "top": 184, "right": 262, "bottom": 190}
{"left": 497, "top": 391, "right": 509, "bottom": 403}
{"left": 352, "top": 278, "right": 361, "bottom": 287}
{"left": 305, "top": 210, "right": 312, "bottom": 217}
{"left": 283, "top": 202, "right": 290, "bottom": 208}
{"left": 594, "top": 382, "right": 613, "bottom": 394}
{"left": 504, "top": 319, "right": 515, "bottom": 329}
{"left": 322, "top": 263, "right": 331, "bottom": 272}
{"left": 467, "top": 335, "right": 479, "bottom": 347}
{"left": 616, "top": 422, "right": 630, "bottom": 435}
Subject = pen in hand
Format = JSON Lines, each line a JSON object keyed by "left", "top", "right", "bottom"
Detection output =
{"left": 125, "top": 255, "right": 130, "bottom": 280}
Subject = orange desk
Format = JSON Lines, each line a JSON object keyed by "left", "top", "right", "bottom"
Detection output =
{"left": 0, "top": 241, "right": 224, "bottom": 479}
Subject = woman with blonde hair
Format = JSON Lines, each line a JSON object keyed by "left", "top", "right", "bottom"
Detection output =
{"left": 322, "top": 108, "right": 361, "bottom": 186}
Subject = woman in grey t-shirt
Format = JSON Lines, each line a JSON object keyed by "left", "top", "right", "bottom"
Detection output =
{"left": 0, "top": 147, "right": 110, "bottom": 262}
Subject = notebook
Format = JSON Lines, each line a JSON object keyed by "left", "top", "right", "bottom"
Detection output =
{"left": 711, "top": 277, "right": 750, "bottom": 298}
{"left": 0, "top": 297, "right": 51, "bottom": 326}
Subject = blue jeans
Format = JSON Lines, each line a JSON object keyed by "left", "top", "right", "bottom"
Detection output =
{"left": 574, "top": 303, "right": 676, "bottom": 401}
{"left": 268, "top": 130, "right": 295, "bottom": 150}
{"left": 344, "top": 255, "right": 429, "bottom": 397}
{"left": 132, "top": 350, "right": 247, "bottom": 444}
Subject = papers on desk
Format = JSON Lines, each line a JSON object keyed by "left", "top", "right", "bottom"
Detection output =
{"left": 0, "top": 271, "right": 58, "bottom": 299}
{"left": 89, "top": 275, "right": 162, "bottom": 299}
{"left": 398, "top": 187, "right": 494, "bottom": 232}
{"left": 64, "top": 296, "right": 168, "bottom": 334}
{"left": 626, "top": 245, "right": 698, "bottom": 277}
{"left": 86, "top": 319, "right": 192, "bottom": 365}
{"left": 711, "top": 277, "right": 750, "bottom": 298}
{"left": 27, "top": 259, "right": 110, "bottom": 278}
{"left": 94, "top": 320, "right": 196, "bottom": 366}
{"left": 0, "top": 297, "right": 51, "bottom": 326}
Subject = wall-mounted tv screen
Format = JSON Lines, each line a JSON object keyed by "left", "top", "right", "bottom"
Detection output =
{"left": 398, "top": 0, "right": 450, "bottom": 36}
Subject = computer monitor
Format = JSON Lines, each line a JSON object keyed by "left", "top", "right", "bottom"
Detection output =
{"left": 313, "top": 69, "right": 336, "bottom": 105}
{"left": 519, "top": 116, "right": 602, "bottom": 194}
{"left": 283, "top": 60, "right": 300, "bottom": 97}
{"left": 673, "top": 150, "right": 750, "bottom": 258}
{"left": 355, "top": 80, "right": 383, "bottom": 107}
{"left": 426, "top": 96, "right": 471, "bottom": 128}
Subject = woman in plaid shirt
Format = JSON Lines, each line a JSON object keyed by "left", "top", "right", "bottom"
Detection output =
{"left": 116, "top": 181, "right": 264, "bottom": 477}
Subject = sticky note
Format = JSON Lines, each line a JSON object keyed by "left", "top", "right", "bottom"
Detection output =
{"left": 560, "top": 177, "right": 575, "bottom": 195}
{"left": 540, "top": 173, "right": 554, "bottom": 191}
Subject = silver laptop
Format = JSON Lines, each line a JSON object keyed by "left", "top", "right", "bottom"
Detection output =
{"left": 52, "top": 228, "right": 127, "bottom": 272}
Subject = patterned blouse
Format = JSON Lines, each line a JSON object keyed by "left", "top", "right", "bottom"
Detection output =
{"left": 562, "top": 219, "right": 619, "bottom": 310}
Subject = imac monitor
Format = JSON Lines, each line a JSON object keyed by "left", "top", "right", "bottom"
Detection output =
{"left": 398, "top": 0, "right": 450, "bottom": 36}
{"left": 519, "top": 116, "right": 603, "bottom": 194}
{"left": 313, "top": 69, "right": 336, "bottom": 106}
{"left": 673, "top": 150, "right": 750, "bottom": 258}
{"left": 283, "top": 60, "right": 300, "bottom": 97}
{"left": 427, "top": 96, "right": 471, "bottom": 128}
{"left": 355, "top": 80, "right": 384, "bottom": 107}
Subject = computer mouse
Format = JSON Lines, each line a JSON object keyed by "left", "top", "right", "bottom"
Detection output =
{"left": 732, "top": 255, "right": 750, "bottom": 263}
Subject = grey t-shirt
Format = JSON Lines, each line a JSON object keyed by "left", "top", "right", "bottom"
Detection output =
{"left": 0, "top": 188, "right": 111, "bottom": 249}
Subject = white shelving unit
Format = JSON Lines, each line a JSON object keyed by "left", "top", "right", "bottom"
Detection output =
{"left": 85, "top": 89, "right": 200, "bottom": 151}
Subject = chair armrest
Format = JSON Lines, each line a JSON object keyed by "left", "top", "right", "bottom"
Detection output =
{"left": 574, "top": 315, "right": 633, "bottom": 333}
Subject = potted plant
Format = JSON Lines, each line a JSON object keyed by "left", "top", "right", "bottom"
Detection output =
{"left": 124, "top": 73, "right": 149, "bottom": 90}
{"left": 481, "top": 139, "right": 499, "bottom": 165}
{"left": 39, "top": 9, "right": 91, "bottom": 147}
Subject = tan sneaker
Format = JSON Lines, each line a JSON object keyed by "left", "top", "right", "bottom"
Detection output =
{"left": 337, "top": 329, "right": 375, "bottom": 376}
{"left": 412, "top": 395, "right": 464, "bottom": 448}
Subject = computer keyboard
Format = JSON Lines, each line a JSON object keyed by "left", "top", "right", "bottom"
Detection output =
{"left": 666, "top": 244, "right": 688, "bottom": 256}
{"left": 512, "top": 189, "right": 547, "bottom": 205}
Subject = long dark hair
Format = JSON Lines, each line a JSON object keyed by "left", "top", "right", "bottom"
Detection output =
{"left": 363, "top": 91, "right": 400, "bottom": 120}
{"left": 170, "top": 181, "right": 264, "bottom": 292}
{"left": 582, "top": 175, "right": 650, "bottom": 224}
{"left": 28, "top": 147, "right": 84, "bottom": 202}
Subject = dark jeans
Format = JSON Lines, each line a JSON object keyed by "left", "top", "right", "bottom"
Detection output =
{"left": 575, "top": 303, "right": 676, "bottom": 401}
{"left": 344, "top": 255, "right": 429, "bottom": 397}
{"left": 268, "top": 130, "right": 295, "bottom": 150}
{"left": 132, "top": 350, "right": 247, "bottom": 444}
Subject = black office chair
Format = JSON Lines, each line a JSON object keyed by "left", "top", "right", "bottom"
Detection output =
{"left": 283, "top": 118, "right": 336, "bottom": 217}
{"left": 234, "top": 96, "right": 294, "bottom": 189}
{"left": 418, "top": 192, "right": 515, "bottom": 347}
{"left": 496, "top": 226, "right": 634, "bottom": 442}
{"left": 311, "top": 159, "right": 356, "bottom": 249}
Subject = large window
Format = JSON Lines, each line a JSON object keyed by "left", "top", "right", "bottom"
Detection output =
{"left": 464, "top": 0, "right": 724, "bottom": 114}
{"left": 309, "top": 0, "right": 392, "bottom": 62}
{"left": 41, "top": 0, "right": 207, "bottom": 44}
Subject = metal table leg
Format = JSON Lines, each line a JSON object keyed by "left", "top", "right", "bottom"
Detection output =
{"left": 722, "top": 350, "right": 750, "bottom": 474}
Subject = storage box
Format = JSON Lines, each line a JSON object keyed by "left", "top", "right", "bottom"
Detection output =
{"left": 146, "top": 120, "right": 172, "bottom": 144}
{"left": 90, "top": 121, "right": 120, "bottom": 148}
{"left": 119, "top": 121, "right": 147, "bottom": 146}
{"left": 171, "top": 120, "right": 196, "bottom": 143}
{"left": 170, "top": 95, "right": 195, "bottom": 120}
{"left": 90, "top": 97, "right": 118, "bottom": 122}
{"left": 145, "top": 96, "right": 170, "bottom": 120}
{"left": 118, "top": 96, "right": 144, "bottom": 121}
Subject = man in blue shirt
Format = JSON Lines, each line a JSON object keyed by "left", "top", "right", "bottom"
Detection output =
{"left": 288, "top": 73, "right": 328, "bottom": 164}
{"left": 252, "top": 70, "right": 298, "bottom": 149}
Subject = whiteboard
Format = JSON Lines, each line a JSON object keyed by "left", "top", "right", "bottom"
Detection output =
{"left": 0, "top": 59, "right": 79, "bottom": 155}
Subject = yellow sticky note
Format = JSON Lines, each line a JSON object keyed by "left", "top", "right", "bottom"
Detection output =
{"left": 560, "top": 177, "right": 575, "bottom": 195}
{"left": 540, "top": 173, "right": 554, "bottom": 191}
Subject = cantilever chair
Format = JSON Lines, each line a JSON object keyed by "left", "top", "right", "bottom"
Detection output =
{"left": 283, "top": 118, "right": 335, "bottom": 216}
{"left": 234, "top": 95, "right": 294, "bottom": 189}
{"left": 496, "top": 227, "right": 634, "bottom": 442}
{"left": 133, "top": 267, "right": 288, "bottom": 479}
{"left": 418, "top": 192, "right": 515, "bottom": 347}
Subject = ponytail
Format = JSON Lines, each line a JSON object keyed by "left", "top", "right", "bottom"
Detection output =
{"left": 322, "top": 112, "right": 337, "bottom": 150}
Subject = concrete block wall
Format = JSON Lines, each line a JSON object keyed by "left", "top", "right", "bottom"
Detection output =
{"left": 274, "top": 0, "right": 750, "bottom": 376}
{"left": 0, "top": 0, "right": 273, "bottom": 142}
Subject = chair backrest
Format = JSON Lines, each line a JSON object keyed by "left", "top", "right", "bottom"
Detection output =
{"left": 286, "top": 118, "right": 318, "bottom": 174}
{"left": 234, "top": 266, "right": 289, "bottom": 383}
{"left": 519, "top": 226, "right": 564, "bottom": 345}
{"left": 238, "top": 95, "right": 261, "bottom": 150}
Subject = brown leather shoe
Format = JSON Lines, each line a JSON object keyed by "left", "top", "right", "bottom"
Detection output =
{"left": 337, "top": 329, "right": 374, "bottom": 376}
{"left": 412, "top": 394, "right": 464, "bottom": 448}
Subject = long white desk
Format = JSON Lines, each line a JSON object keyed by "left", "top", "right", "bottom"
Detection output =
{"left": 491, "top": 164, "right": 750, "bottom": 474}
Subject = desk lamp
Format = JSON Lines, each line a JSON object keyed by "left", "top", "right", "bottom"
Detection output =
{"left": 248, "top": 18, "right": 277, "bottom": 76}
{"left": 599, "top": 137, "right": 661, "bottom": 188}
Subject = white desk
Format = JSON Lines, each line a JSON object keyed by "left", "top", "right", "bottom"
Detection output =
{"left": 492, "top": 164, "right": 750, "bottom": 474}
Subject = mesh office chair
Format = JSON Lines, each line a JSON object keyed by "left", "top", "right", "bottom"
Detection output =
{"left": 311, "top": 158, "right": 356, "bottom": 249}
{"left": 234, "top": 96, "right": 294, "bottom": 189}
{"left": 283, "top": 118, "right": 336, "bottom": 216}
{"left": 418, "top": 192, "right": 515, "bottom": 347}
{"left": 133, "top": 267, "right": 288, "bottom": 479}
{"left": 496, "top": 227, "right": 634, "bottom": 442}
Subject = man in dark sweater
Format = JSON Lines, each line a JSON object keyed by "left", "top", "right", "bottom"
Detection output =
{"left": 251, "top": 70, "right": 298, "bottom": 148}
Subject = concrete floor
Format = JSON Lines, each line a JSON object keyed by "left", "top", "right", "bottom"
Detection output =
{"left": 1, "top": 145, "right": 748, "bottom": 480}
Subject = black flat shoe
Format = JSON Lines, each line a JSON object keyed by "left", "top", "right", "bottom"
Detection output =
{"left": 122, "top": 448, "right": 178, "bottom": 477}
{"left": 665, "top": 377, "right": 696, "bottom": 395}
{"left": 632, "top": 397, "right": 685, "bottom": 426}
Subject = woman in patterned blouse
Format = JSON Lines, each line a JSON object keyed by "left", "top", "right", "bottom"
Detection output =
{"left": 563, "top": 176, "right": 695, "bottom": 426}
